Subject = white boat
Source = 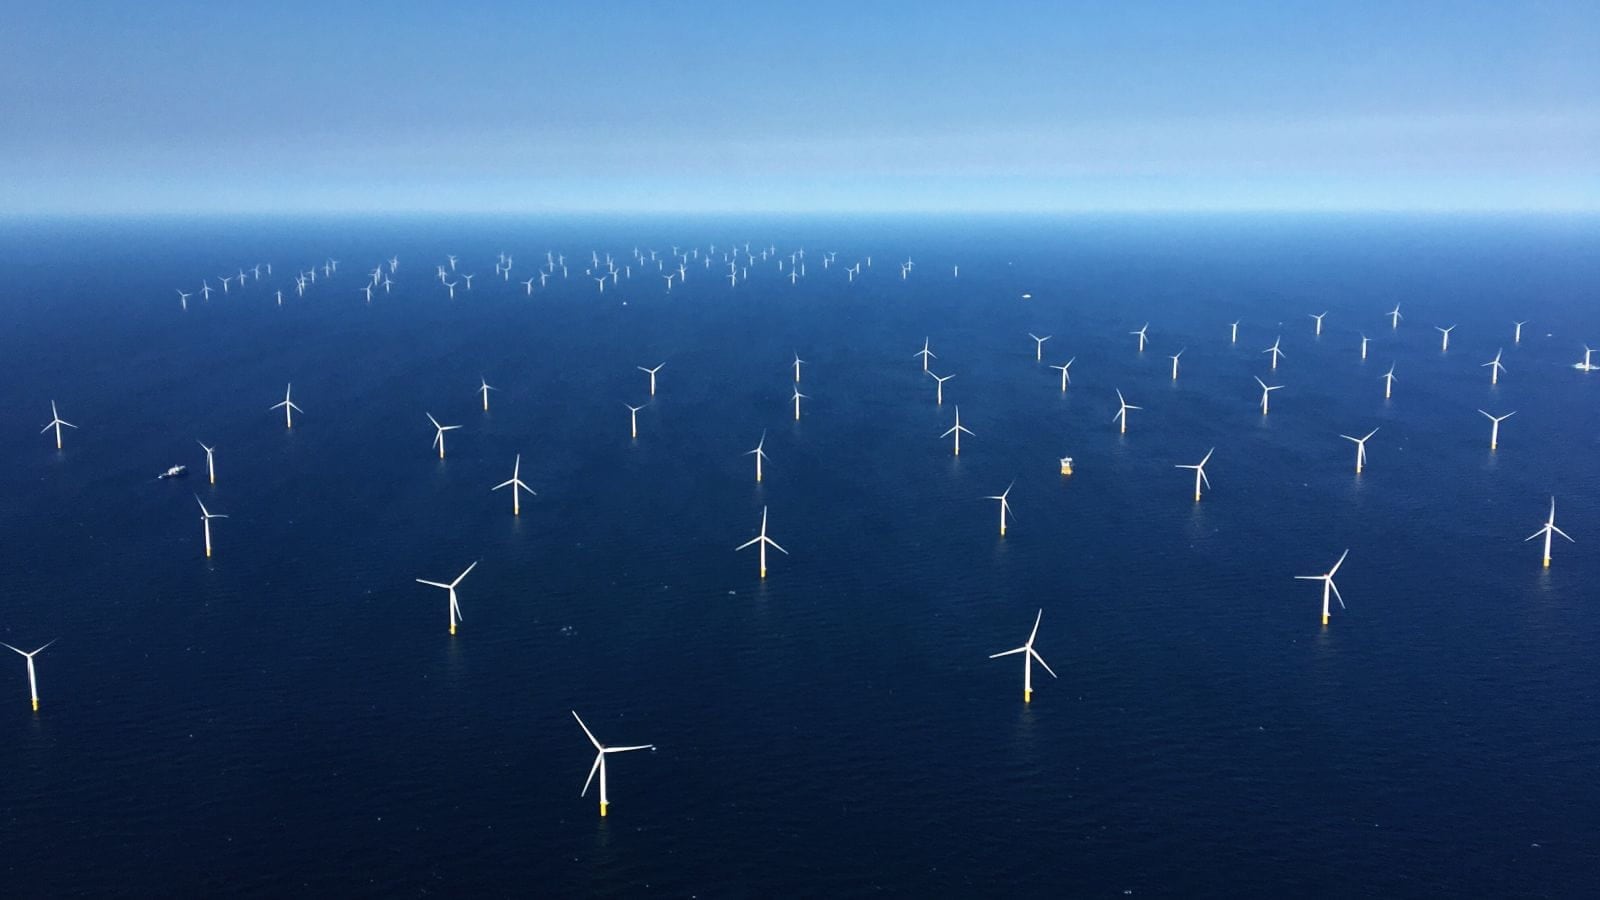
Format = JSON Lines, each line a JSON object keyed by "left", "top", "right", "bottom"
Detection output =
{"left": 158, "top": 465, "right": 188, "bottom": 480}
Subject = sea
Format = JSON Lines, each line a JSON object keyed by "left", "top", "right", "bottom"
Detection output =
{"left": 0, "top": 214, "right": 1596, "bottom": 897}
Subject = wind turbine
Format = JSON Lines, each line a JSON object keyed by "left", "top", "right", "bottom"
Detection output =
{"left": 1295, "top": 549, "right": 1349, "bottom": 626}
{"left": 988, "top": 609, "right": 1056, "bottom": 703}
{"left": 1230, "top": 321, "right": 1240, "bottom": 343}
{"left": 197, "top": 441, "right": 216, "bottom": 484}
{"left": 1175, "top": 448, "right": 1214, "bottom": 502}
{"left": 746, "top": 430, "right": 769, "bottom": 482}
{"left": 1341, "top": 427, "right": 1379, "bottom": 474}
{"left": 41, "top": 401, "right": 76, "bottom": 449}
{"left": 1310, "top": 312, "right": 1328, "bottom": 335}
{"left": 1525, "top": 497, "right": 1574, "bottom": 568}
{"left": 626, "top": 403, "right": 646, "bottom": 439}
{"left": 735, "top": 505, "right": 787, "bottom": 578}
{"left": 985, "top": 481, "right": 1015, "bottom": 536}
{"left": 1112, "top": 389, "right": 1141, "bottom": 434}
{"left": 478, "top": 378, "right": 497, "bottom": 411}
{"left": 1048, "top": 358, "right": 1075, "bottom": 392}
{"left": 492, "top": 454, "right": 536, "bottom": 515}
{"left": 1513, "top": 321, "right": 1527, "bottom": 344}
{"left": 1360, "top": 334, "right": 1370, "bottom": 360}
{"left": 792, "top": 352, "right": 806, "bottom": 383}
{"left": 1131, "top": 323, "right": 1149, "bottom": 352}
{"left": 196, "top": 495, "right": 227, "bottom": 558}
{"left": 638, "top": 363, "right": 665, "bottom": 397}
{"left": 1254, "top": 376, "right": 1283, "bottom": 415}
{"left": 0, "top": 640, "right": 56, "bottom": 711}
{"left": 927, "top": 371, "right": 954, "bottom": 405}
{"left": 270, "top": 383, "right": 303, "bottom": 429}
{"left": 1263, "top": 337, "right": 1285, "bottom": 370}
{"left": 1388, "top": 304, "right": 1403, "bottom": 329}
{"left": 791, "top": 386, "right": 807, "bottom": 421}
{"left": 1382, "top": 363, "right": 1397, "bottom": 399}
{"left": 1478, "top": 410, "right": 1515, "bottom": 451}
{"left": 426, "top": 413, "right": 461, "bottom": 459}
{"left": 571, "top": 710, "right": 654, "bottom": 818}
{"left": 1482, "top": 349, "right": 1506, "bottom": 385}
{"left": 1169, "top": 348, "right": 1185, "bottom": 381}
{"left": 1028, "top": 333, "right": 1051, "bottom": 361}
{"left": 1436, "top": 325, "right": 1456, "bottom": 351}
{"left": 914, "top": 338, "right": 936, "bottom": 371}
{"left": 177, "top": 289, "right": 191, "bottom": 310}
{"left": 415, "top": 561, "right": 477, "bottom": 635}
{"left": 941, "top": 405, "right": 974, "bottom": 456}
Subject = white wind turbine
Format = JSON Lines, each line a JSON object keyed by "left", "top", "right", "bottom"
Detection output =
{"left": 1482, "top": 349, "right": 1505, "bottom": 385}
{"left": 1028, "top": 333, "right": 1052, "bottom": 361}
{"left": 625, "top": 403, "right": 646, "bottom": 439}
{"left": 1341, "top": 427, "right": 1379, "bottom": 474}
{"left": 1513, "top": 321, "right": 1527, "bottom": 344}
{"left": 271, "top": 383, "right": 303, "bottom": 429}
{"left": 1175, "top": 448, "right": 1214, "bottom": 502}
{"left": 196, "top": 495, "right": 227, "bottom": 558}
{"left": 1360, "top": 334, "right": 1370, "bottom": 360}
{"left": 478, "top": 378, "right": 497, "bottom": 411}
{"left": 638, "top": 363, "right": 665, "bottom": 396}
{"left": 1388, "top": 304, "right": 1403, "bottom": 329}
{"left": 197, "top": 440, "right": 217, "bottom": 484}
{"left": 1310, "top": 312, "right": 1328, "bottom": 335}
{"left": 0, "top": 640, "right": 56, "bottom": 711}
{"left": 792, "top": 352, "right": 806, "bottom": 383}
{"left": 415, "top": 560, "right": 478, "bottom": 635}
{"left": 985, "top": 481, "right": 1015, "bottom": 536}
{"left": 1048, "top": 358, "right": 1075, "bottom": 392}
{"left": 1295, "top": 549, "right": 1349, "bottom": 626}
{"left": 1479, "top": 410, "right": 1515, "bottom": 451}
{"left": 1382, "top": 363, "right": 1398, "bottom": 399}
{"left": 1263, "top": 336, "right": 1285, "bottom": 370}
{"left": 426, "top": 413, "right": 461, "bottom": 459}
{"left": 941, "top": 405, "right": 974, "bottom": 456}
{"left": 746, "top": 430, "right": 770, "bottom": 482}
{"left": 571, "top": 710, "right": 655, "bottom": 818}
{"left": 41, "top": 401, "right": 77, "bottom": 449}
{"left": 1131, "top": 323, "right": 1149, "bottom": 352}
{"left": 1436, "top": 324, "right": 1456, "bottom": 351}
{"left": 1254, "top": 376, "right": 1283, "bottom": 415}
{"left": 1230, "top": 321, "right": 1240, "bottom": 343}
{"left": 914, "top": 338, "right": 936, "bottom": 371}
{"left": 928, "top": 371, "right": 954, "bottom": 405}
{"left": 492, "top": 454, "right": 536, "bottom": 515}
{"left": 1112, "top": 389, "right": 1141, "bottom": 434}
{"left": 988, "top": 609, "right": 1056, "bottom": 703}
{"left": 1526, "top": 497, "right": 1574, "bottom": 568}
{"left": 791, "top": 386, "right": 807, "bottom": 421}
{"left": 1169, "top": 348, "right": 1185, "bottom": 380}
{"left": 735, "top": 505, "right": 787, "bottom": 578}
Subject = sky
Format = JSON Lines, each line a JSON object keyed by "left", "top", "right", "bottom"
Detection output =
{"left": 4, "top": 1, "right": 1598, "bottom": 214}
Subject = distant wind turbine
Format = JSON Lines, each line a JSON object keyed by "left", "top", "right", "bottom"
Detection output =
{"left": 478, "top": 378, "right": 497, "bottom": 411}
{"left": 1482, "top": 349, "right": 1505, "bottom": 385}
{"left": 1341, "top": 427, "right": 1379, "bottom": 474}
{"left": 1295, "top": 549, "right": 1349, "bottom": 626}
{"left": 1048, "top": 358, "right": 1075, "bottom": 392}
{"left": 1254, "top": 376, "right": 1283, "bottom": 415}
{"left": 492, "top": 454, "right": 536, "bottom": 515}
{"left": 0, "top": 639, "right": 56, "bottom": 711}
{"left": 988, "top": 610, "right": 1056, "bottom": 703}
{"left": 415, "top": 560, "right": 477, "bottom": 635}
{"left": 41, "top": 401, "right": 76, "bottom": 449}
{"left": 1112, "top": 389, "right": 1141, "bottom": 434}
{"left": 1028, "top": 333, "right": 1051, "bottom": 361}
{"left": 941, "top": 405, "right": 974, "bottom": 456}
{"left": 746, "top": 430, "right": 769, "bottom": 483}
{"left": 985, "top": 481, "right": 1015, "bottom": 536}
{"left": 1436, "top": 325, "right": 1456, "bottom": 351}
{"left": 1525, "top": 497, "right": 1574, "bottom": 568}
{"left": 571, "top": 710, "right": 655, "bottom": 818}
{"left": 271, "top": 383, "right": 303, "bottom": 429}
{"left": 1479, "top": 410, "right": 1515, "bottom": 451}
{"left": 1175, "top": 448, "right": 1214, "bottom": 502}
{"left": 638, "top": 363, "right": 665, "bottom": 397}
{"left": 196, "top": 495, "right": 227, "bottom": 558}
{"left": 927, "top": 371, "right": 954, "bottom": 405}
{"left": 197, "top": 441, "right": 216, "bottom": 484}
{"left": 426, "top": 413, "right": 461, "bottom": 459}
{"left": 735, "top": 505, "right": 787, "bottom": 579}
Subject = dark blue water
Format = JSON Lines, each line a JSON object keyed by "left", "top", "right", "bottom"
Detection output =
{"left": 1, "top": 215, "right": 1596, "bottom": 896}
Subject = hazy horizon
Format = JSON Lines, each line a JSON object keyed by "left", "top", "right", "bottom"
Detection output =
{"left": 6, "top": 1, "right": 1598, "bottom": 215}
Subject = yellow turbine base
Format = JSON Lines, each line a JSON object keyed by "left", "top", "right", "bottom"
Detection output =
{"left": 205, "top": 547, "right": 212, "bottom": 558}
{"left": 1024, "top": 690, "right": 1031, "bottom": 703}
{"left": 450, "top": 623, "right": 457, "bottom": 635}
{"left": 600, "top": 803, "right": 608, "bottom": 817}
{"left": 1544, "top": 558, "right": 1551, "bottom": 568}
{"left": 760, "top": 568, "right": 767, "bottom": 579}
{"left": 1321, "top": 614, "right": 1329, "bottom": 625}
{"left": 32, "top": 698, "right": 39, "bottom": 711}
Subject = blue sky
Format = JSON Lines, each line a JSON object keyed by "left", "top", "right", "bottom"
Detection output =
{"left": 5, "top": 1, "right": 1597, "bottom": 213}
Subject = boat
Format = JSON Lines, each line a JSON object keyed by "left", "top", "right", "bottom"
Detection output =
{"left": 1059, "top": 456, "right": 1074, "bottom": 475}
{"left": 158, "top": 465, "right": 188, "bottom": 480}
